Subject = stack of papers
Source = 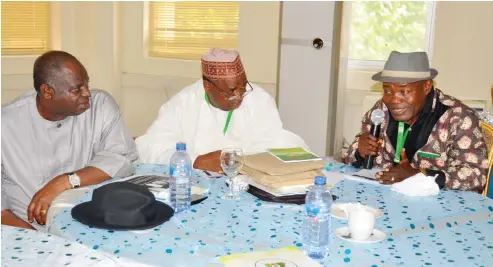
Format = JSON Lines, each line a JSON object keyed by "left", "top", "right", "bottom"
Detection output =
{"left": 240, "top": 152, "right": 344, "bottom": 199}
{"left": 241, "top": 172, "right": 343, "bottom": 197}
{"left": 242, "top": 152, "right": 326, "bottom": 189}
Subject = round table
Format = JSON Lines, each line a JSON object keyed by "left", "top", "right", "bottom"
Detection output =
{"left": 50, "top": 163, "right": 493, "bottom": 267}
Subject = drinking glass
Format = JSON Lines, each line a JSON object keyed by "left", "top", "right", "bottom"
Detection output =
{"left": 220, "top": 148, "right": 244, "bottom": 200}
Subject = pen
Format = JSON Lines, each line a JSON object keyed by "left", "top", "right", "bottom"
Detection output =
{"left": 353, "top": 174, "right": 377, "bottom": 181}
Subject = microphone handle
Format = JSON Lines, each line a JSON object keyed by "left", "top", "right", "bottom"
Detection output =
{"left": 363, "top": 124, "right": 381, "bottom": 169}
{"left": 371, "top": 123, "right": 381, "bottom": 138}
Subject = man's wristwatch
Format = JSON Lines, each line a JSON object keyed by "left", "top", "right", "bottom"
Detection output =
{"left": 67, "top": 172, "right": 81, "bottom": 188}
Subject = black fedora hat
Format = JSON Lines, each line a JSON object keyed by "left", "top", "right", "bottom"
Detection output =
{"left": 72, "top": 182, "right": 174, "bottom": 230}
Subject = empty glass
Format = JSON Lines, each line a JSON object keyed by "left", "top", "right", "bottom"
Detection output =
{"left": 220, "top": 148, "right": 244, "bottom": 200}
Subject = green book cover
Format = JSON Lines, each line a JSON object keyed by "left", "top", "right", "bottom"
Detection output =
{"left": 267, "top": 147, "right": 320, "bottom": 163}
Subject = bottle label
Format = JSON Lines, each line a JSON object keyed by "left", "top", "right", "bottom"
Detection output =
{"left": 170, "top": 165, "right": 191, "bottom": 177}
{"left": 306, "top": 204, "right": 320, "bottom": 217}
{"left": 170, "top": 166, "right": 176, "bottom": 176}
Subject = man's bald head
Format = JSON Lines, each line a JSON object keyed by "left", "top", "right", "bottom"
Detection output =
{"left": 33, "top": 50, "right": 87, "bottom": 93}
{"left": 32, "top": 51, "right": 91, "bottom": 119}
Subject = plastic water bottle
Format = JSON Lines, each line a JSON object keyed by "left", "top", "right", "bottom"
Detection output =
{"left": 169, "top": 142, "right": 192, "bottom": 213}
{"left": 302, "top": 176, "right": 332, "bottom": 259}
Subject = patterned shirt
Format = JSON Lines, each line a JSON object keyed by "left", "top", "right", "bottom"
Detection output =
{"left": 344, "top": 89, "right": 488, "bottom": 191}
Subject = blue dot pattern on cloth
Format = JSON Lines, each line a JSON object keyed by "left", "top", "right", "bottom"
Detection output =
{"left": 1, "top": 225, "right": 121, "bottom": 266}
{"left": 47, "top": 163, "right": 493, "bottom": 267}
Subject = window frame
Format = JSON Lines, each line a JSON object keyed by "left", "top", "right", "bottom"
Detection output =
{"left": 121, "top": 2, "right": 281, "bottom": 85}
{"left": 147, "top": 1, "right": 240, "bottom": 60}
{"left": 1, "top": 1, "right": 60, "bottom": 58}
{"left": 346, "top": 1, "right": 437, "bottom": 70}
{"left": 1, "top": 2, "right": 60, "bottom": 75}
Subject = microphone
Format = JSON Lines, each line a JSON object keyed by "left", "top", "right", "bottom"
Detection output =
{"left": 363, "top": 109, "right": 385, "bottom": 169}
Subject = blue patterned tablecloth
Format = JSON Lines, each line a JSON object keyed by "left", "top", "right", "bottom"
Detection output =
{"left": 49, "top": 164, "right": 493, "bottom": 267}
{"left": 1, "top": 225, "right": 123, "bottom": 267}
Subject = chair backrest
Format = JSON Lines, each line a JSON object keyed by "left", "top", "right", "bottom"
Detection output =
{"left": 481, "top": 121, "right": 493, "bottom": 154}
{"left": 480, "top": 121, "right": 493, "bottom": 198}
{"left": 491, "top": 84, "right": 493, "bottom": 104}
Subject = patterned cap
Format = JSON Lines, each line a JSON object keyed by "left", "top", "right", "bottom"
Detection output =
{"left": 201, "top": 48, "right": 245, "bottom": 79}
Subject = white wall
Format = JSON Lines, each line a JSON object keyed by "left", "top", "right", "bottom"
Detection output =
{"left": 432, "top": 2, "right": 493, "bottom": 104}
{"left": 341, "top": 1, "right": 493, "bottom": 146}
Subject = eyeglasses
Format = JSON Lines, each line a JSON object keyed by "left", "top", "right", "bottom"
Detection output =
{"left": 203, "top": 76, "right": 253, "bottom": 101}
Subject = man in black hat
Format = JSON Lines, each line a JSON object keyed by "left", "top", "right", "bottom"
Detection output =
{"left": 344, "top": 51, "right": 488, "bottom": 192}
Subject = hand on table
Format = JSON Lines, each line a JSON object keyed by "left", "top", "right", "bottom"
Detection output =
{"left": 375, "top": 149, "right": 420, "bottom": 184}
{"left": 357, "top": 132, "right": 382, "bottom": 159}
{"left": 193, "top": 150, "right": 224, "bottom": 174}
{"left": 27, "top": 174, "right": 71, "bottom": 225}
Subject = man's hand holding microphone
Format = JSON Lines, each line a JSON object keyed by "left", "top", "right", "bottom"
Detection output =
{"left": 357, "top": 132, "right": 383, "bottom": 160}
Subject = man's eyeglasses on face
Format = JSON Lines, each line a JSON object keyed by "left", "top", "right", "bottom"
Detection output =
{"left": 203, "top": 76, "right": 253, "bottom": 101}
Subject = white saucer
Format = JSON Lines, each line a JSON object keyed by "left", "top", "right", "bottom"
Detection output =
{"left": 335, "top": 227, "right": 386, "bottom": 244}
{"left": 331, "top": 202, "right": 383, "bottom": 220}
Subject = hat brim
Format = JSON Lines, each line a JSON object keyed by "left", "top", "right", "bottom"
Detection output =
{"left": 71, "top": 201, "right": 174, "bottom": 231}
{"left": 371, "top": 68, "right": 438, "bottom": 83}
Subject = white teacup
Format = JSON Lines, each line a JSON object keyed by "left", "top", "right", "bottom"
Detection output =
{"left": 346, "top": 206, "right": 376, "bottom": 240}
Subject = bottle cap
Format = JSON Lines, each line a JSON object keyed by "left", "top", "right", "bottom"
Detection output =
{"left": 176, "top": 142, "right": 186, "bottom": 151}
{"left": 314, "top": 176, "right": 326, "bottom": 185}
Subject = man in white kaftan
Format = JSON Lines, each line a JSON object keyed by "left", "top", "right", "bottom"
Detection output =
{"left": 1, "top": 51, "right": 138, "bottom": 230}
{"left": 136, "top": 48, "right": 307, "bottom": 172}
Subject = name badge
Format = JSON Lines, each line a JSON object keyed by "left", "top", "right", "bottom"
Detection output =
{"left": 417, "top": 151, "right": 441, "bottom": 159}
